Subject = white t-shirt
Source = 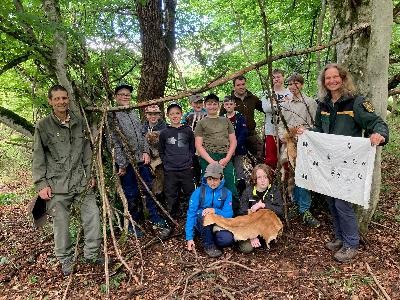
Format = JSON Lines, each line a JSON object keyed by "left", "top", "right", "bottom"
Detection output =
{"left": 261, "top": 89, "right": 292, "bottom": 136}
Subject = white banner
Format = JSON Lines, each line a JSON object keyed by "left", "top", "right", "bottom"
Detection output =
{"left": 295, "top": 131, "right": 376, "bottom": 209}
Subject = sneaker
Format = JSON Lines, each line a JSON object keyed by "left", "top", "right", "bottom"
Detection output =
{"left": 302, "top": 210, "right": 320, "bottom": 228}
{"left": 204, "top": 245, "right": 223, "bottom": 258}
{"left": 325, "top": 239, "right": 343, "bottom": 252}
{"left": 334, "top": 246, "right": 358, "bottom": 263}
{"left": 61, "top": 257, "right": 74, "bottom": 276}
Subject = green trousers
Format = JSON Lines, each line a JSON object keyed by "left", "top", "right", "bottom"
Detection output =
{"left": 199, "top": 153, "right": 239, "bottom": 214}
{"left": 46, "top": 191, "right": 101, "bottom": 262}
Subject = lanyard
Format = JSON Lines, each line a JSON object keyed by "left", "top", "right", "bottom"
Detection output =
{"left": 252, "top": 185, "right": 272, "bottom": 203}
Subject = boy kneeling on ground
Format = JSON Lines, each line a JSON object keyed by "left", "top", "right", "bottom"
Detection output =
{"left": 185, "top": 163, "right": 234, "bottom": 258}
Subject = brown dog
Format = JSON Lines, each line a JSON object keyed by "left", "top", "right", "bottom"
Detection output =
{"left": 203, "top": 209, "right": 283, "bottom": 248}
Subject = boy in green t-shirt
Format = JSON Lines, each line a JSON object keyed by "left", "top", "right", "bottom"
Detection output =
{"left": 194, "top": 93, "right": 239, "bottom": 213}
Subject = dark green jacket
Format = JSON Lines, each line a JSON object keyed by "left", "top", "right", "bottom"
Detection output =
{"left": 313, "top": 94, "right": 389, "bottom": 144}
{"left": 32, "top": 111, "right": 92, "bottom": 193}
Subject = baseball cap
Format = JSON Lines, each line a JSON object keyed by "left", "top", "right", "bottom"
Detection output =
{"left": 204, "top": 93, "right": 219, "bottom": 103}
{"left": 145, "top": 105, "right": 161, "bottom": 113}
{"left": 189, "top": 94, "right": 204, "bottom": 103}
{"left": 204, "top": 163, "right": 223, "bottom": 178}
{"left": 166, "top": 102, "right": 182, "bottom": 113}
{"left": 115, "top": 83, "right": 133, "bottom": 95}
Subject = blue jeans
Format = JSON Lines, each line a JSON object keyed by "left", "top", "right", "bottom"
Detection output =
{"left": 195, "top": 216, "right": 234, "bottom": 248}
{"left": 120, "top": 163, "right": 162, "bottom": 224}
{"left": 292, "top": 185, "right": 312, "bottom": 214}
{"left": 326, "top": 196, "right": 359, "bottom": 249}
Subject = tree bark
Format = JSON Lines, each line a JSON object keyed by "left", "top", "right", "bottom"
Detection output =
{"left": 136, "top": 0, "right": 176, "bottom": 102}
{"left": 42, "top": 0, "right": 78, "bottom": 113}
{"left": 328, "top": 0, "right": 393, "bottom": 234}
{"left": 0, "top": 106, "right": 34, "bottom": 138}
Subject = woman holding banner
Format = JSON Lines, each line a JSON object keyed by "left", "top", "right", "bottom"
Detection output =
{"left": 298, "top": 63, "right": 389, "bottom": 263}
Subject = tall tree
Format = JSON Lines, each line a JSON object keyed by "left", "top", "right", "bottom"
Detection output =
{"left": 136, "top": 0, "right": 176, "bottom": 101}
{"left": 328, "top": 0, "right": 393, "bottom": 233}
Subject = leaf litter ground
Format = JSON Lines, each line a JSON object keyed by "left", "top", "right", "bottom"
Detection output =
{"left": 0, "top": 154, "right": 399, "bottom": 299}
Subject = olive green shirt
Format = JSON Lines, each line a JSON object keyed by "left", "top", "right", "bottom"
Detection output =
{"left": 32, "top": 111, "right": 92, "bottom": 193}
{"left": 194, "top": 116, "right": 234, "bottom": 154}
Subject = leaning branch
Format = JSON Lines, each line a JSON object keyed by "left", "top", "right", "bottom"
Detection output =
{"left": 85, "top": 22, "right": 369, "bottom": 112}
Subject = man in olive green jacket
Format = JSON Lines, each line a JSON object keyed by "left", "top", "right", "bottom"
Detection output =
{"left": 32, "top": 85, "right": 101, "bottom": 275}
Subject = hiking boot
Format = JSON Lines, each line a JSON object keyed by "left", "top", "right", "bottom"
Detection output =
{"left": 61, "top": 257, "right": 74, "bottom": 276}
{"left": 302, "top": 210, "right": 320, "bottom": 228}
{"left": 204, "top": 245, "right": 223, "bottom": 258}
{"left": 334, "top": 246, "right": 358, "bottom": 263}
{"left": 325, "top": 239, "right": 343, "bottom": 252}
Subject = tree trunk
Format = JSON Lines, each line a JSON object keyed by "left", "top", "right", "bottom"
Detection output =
{"left": 42, "top": 0, "right": 78, "bottom": 113}
{"left": 328, "top": 0, "right": 393, "bottom": 234}
{"left": 136, "top": 0, "right": 176, "bottom": 103}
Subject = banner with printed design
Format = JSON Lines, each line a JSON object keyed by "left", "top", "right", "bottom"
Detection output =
{"left": 295, "top": 131, "right": 376, "bottom": 209}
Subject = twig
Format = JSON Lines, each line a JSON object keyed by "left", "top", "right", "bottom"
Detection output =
{"left": 216, "top": 284, "right": 236, "bottom": 300}
{"left": 85, "top": 23, "right": 370, "bottom": 112}
{"left": 96, "top": 109, "right": 111, "bottom": 297}
{"left": 4, "top": 141, "right": 32, "bottom": 149}
{"left": 389, "top": 258, "right": 400, "bottom": 271}
{"left": 209, "top": 260, "right": 257, "bottom": 272}
{"left": 368, "top": 282, "right": 385, "bottom": 300}
{"left": 365, "top": 262, "right": 392, "bottom": 300}
{"left": 233, "top": 284, "right": 259, "bottom": 295}
{"left": 370, "top": 221, "right": 397, "bottom": 233}
{"left": 62, "top": 228, "right": 82, "bottom": 300}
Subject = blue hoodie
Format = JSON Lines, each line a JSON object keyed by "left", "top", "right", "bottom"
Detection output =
{"left": 185, "top": 177, "right": 233, "bottom": 240}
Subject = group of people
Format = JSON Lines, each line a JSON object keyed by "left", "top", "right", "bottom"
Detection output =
{"left": 32, "top": 63, "right": 389, "bottom": 276}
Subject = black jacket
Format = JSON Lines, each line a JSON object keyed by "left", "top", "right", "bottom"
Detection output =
{"left": 238, "top": 184, "right": 283, "bottom": 218}
{"left": 159, "top": 125, "right": 195, "bottom": 171}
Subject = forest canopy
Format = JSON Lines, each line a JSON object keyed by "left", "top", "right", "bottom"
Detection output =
{"left": 1, "top": 0, "right": 398, "bottom": 125}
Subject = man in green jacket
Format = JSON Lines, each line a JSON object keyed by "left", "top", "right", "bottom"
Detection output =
{"left": 32, "top": 85, "right": 101, "bottom": 276}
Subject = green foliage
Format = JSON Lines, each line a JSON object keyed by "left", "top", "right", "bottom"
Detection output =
{"left": 341, "top": 275, "right": 372, "bottom": 295}
{"left": 0, "top": 193, "right": 17, "bottom": 205}
{"left": 100, "top": 272, "right": 126, "bottom": 293}
{"left": 0, "top": 125, "right": 34, "bottom": 200}
{"left": 372, "top": 209, "right": 386, "bottom": 222}
{"left": 384, "top": 115, "right": 400, "bottom": 159}
{"left": 0, "top": 256, "right": 8, "bottom": 266}
{"left": 28, "top": 275, "right": 38, "bottom": 284}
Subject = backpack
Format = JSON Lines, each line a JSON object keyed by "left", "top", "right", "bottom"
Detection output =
{"left": 199, "top": 185, "right": 229, "bottom": 210}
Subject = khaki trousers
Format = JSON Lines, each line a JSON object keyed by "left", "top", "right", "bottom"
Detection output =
{"left": 46, "top": 191, "right": 101, "bottom": 262}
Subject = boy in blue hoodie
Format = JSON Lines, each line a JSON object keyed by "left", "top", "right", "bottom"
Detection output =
{"left": 185, "top": 163, "right": 234, "bottom": 258}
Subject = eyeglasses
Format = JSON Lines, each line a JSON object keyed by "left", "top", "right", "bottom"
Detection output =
{"left": 117, "top": 93, "right": 131, "bottom": 97}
